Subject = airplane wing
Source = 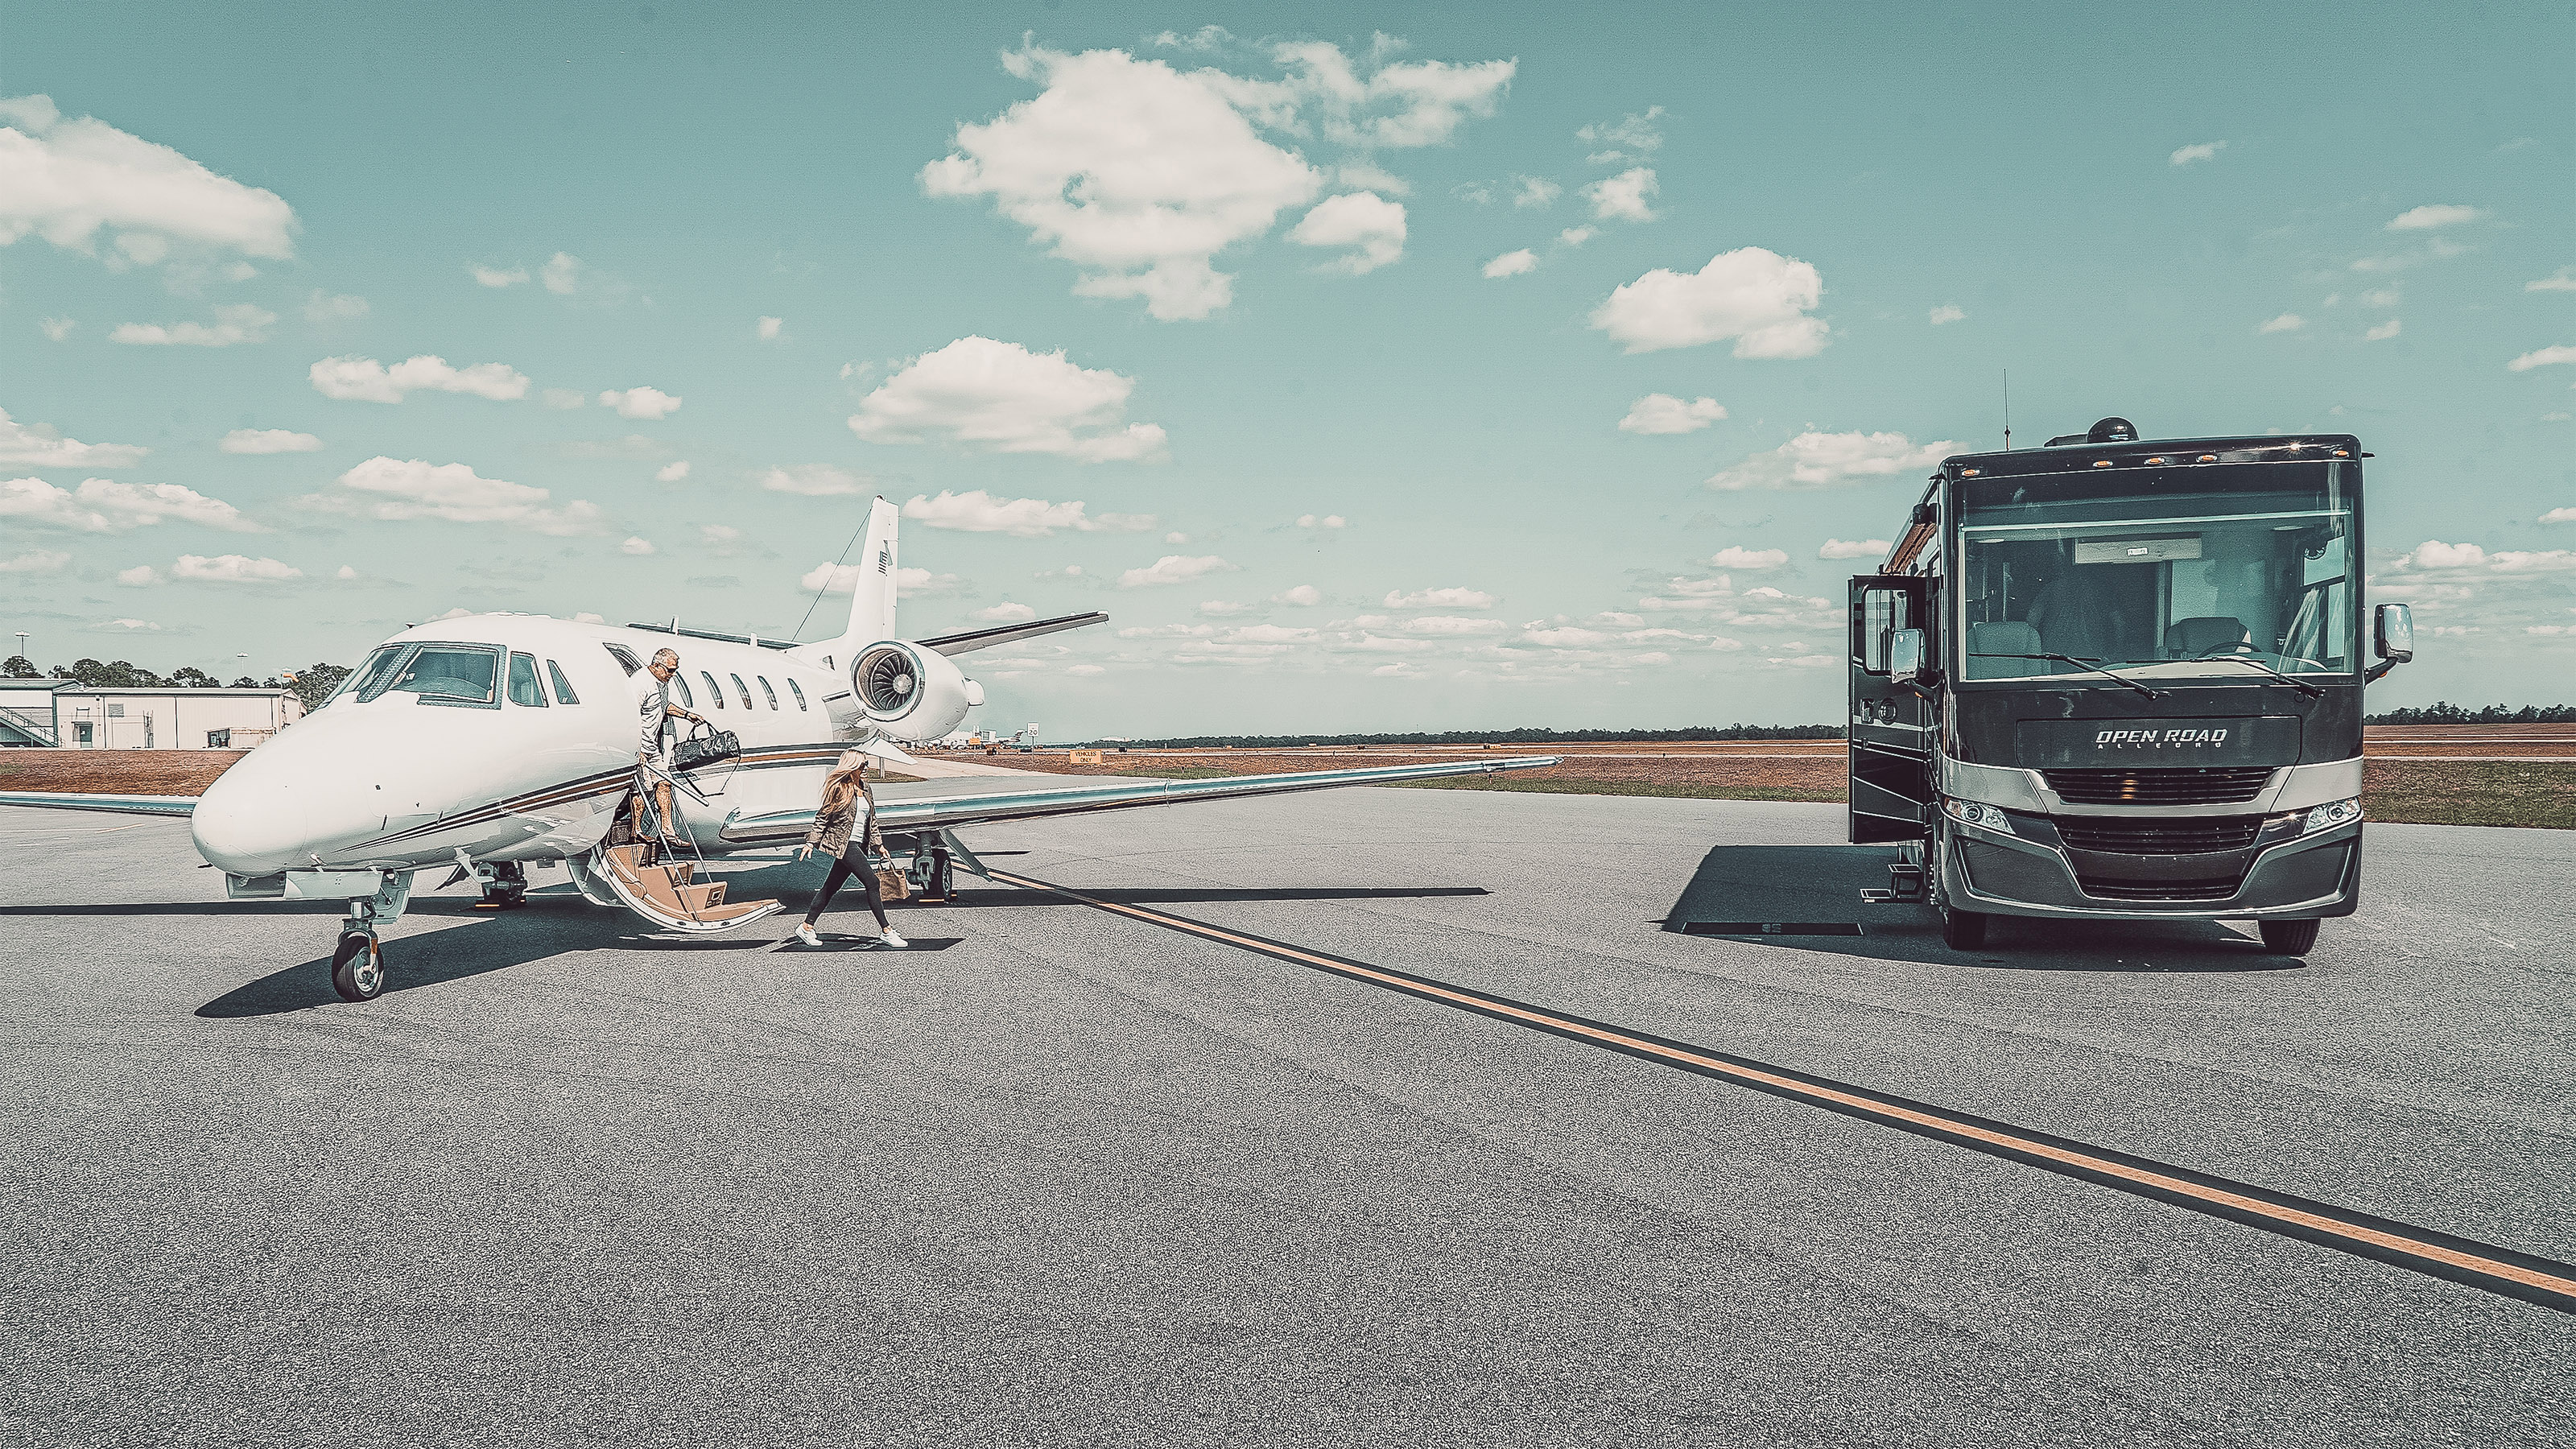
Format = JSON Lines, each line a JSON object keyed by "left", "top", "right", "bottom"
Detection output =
{"left": 716, "top": 754, "right": 1563, "bottom": 844}
{"left": 914, "top": 612, "right": 1108, "bottom": 657}
{"left": 0, "top": 791, "right": 198, "bottom": 816}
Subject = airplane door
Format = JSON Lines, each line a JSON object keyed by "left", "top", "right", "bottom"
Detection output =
{"left": 1847, "top": 575, "right": 1933, "bottom": 844}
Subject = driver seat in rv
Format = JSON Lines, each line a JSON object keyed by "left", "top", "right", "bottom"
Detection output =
{"left": 1967, "top": 620, "right": 2046, "bottom": 675}
{"left": 2165, "top": 616, "right": 2251, "bottom": 657}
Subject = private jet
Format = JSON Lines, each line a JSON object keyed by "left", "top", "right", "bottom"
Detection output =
{"left": 2, "top": 498, "right": 1555, "bottom": 1001}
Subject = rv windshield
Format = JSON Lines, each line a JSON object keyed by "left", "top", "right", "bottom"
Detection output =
{"left": 1956, "top": 460, "right": 2357, "bottom": 683}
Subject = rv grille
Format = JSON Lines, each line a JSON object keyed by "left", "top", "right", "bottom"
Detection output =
{"left": 2074, "top": 875, "right": 2245, "bottom": 902}
{"left": 2043, "top": 766, "right": 2274, "bottom": 805}
{"left": 2056, "top": 815, "right": 2264, "bottom": 854}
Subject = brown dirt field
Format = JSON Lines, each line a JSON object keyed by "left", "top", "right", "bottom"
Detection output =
{"left": 0, "top": 749, "right": 246, "bottom": 795}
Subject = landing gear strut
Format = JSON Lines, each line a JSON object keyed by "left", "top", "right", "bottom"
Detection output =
{"left": 330, "top": 870, "right": 414, "bottom": 1002}
{"left": 477, "top": 860, "right": 528, "bottom": 910}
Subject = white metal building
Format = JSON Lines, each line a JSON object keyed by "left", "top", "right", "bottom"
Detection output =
{"left": 17, "top": 685, "right": 304, "bottom": 749}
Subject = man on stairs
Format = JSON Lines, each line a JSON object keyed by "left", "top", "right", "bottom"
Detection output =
{"left": 634, "top": 646, "right": 708, "bottom": 851}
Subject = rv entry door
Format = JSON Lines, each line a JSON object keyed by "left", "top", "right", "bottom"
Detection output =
{"left": 1847, "top": 575, "right": 1934, "bottom": 844}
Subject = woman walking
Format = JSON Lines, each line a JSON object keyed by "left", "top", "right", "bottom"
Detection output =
{"left": 792, "top": 751, "right": 906, "bottom": 949}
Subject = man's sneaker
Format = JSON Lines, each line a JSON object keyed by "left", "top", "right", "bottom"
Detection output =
{"left": 794, "top": 923, "right": 822, "bottom": 947}
{"left": 877, "top": 929, "right": 908, "bottom": 949}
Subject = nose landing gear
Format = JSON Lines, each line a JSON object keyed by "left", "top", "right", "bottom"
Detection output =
{"left": 328, "top": 869, "right": 414, "bottom": 1003}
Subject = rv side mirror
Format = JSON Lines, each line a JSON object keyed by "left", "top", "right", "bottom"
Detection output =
{"left": 1885, "top": 628, "right": 1926, "bottom": 681}
{"left": 2374, "top": 604, "right": 2414, "bottom": 663}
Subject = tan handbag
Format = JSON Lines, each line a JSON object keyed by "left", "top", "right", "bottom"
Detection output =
{"left": 875, "top": 867, "right": 910, "bottom": 901}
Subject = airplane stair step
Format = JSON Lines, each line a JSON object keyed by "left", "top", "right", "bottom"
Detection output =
{"left": 595, "top": 844, "right": 780, "bottom": 934}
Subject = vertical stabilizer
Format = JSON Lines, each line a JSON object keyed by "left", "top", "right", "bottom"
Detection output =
{"left": 844, "top": 496, "right": 900, "bottom": 645}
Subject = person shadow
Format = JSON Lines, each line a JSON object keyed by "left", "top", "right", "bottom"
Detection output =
{"left": 1662, "top": 844, "right": 2304, "bottom": 972}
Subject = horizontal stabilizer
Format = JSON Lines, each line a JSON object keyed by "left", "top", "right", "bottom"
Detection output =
{"left": 917, "top": 612, "right": 1109, "bottom": 657}
{"left": 0, "top": 791, "right": 198, "bottom": 816}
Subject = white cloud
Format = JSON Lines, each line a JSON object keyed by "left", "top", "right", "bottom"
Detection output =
{"left": 335, "top": 564, "right": 357, "bottom": 580}
{"left": 0, "top": 549, "right": 69, "bottom": 573}
{"left": 1581, "top": 167, "right": 1657, "bottom": 223}
{"left": 1197, "top": 600, "right": 1255, "bottom": 617}
{"left": 1590, "top": 248, "right": 1828, "bottom": 357}
{"left": 1066, "top": 664, "right": 1106, "bottom": 676}
{"left": 0, "top": 94, "right": 296, "bottom": 263}
{"left": 1511, "top": 175, "right": 1560, "bottom": 208}
{"left": 1709, "top": 546, "right": 1788, "bottom": 569}
{"left": 903, "top": 489, "right": 1154, "bottom": 537}
{"left": 541, "top": 251, "right": 582, "bottom": 295}
{"left": 2259, "top": 312, "right": 2306, "bottom": 334}
{"left": 1618, "top": 394, "right": 1725, "bottom": 435}
{"left": 1288, "top": 192, "right": 1406, "bottom": 274}
{"left": 2507, "top": 345, "right": 2576, "bottom": 371}
{"left": 310, "top": 354, "right": 531, "bottom": 403}
{"left": 2391, "top": 540, "right": 2576, "bottom": 576}
{"left": 0, "top": 409, "right": 148, "bottom": 469}
{"left": 2386, "top": 204, "right": 2487, "bottom": 231}
{"left": 2540, "top": 507, "right": 2576, "bottom": 524}
{"left": 850, "top": 336, "right": 1169, "bottom": 463}
{"left": 2529, "top": 269, "right": 2576, "bottom": 293}
{"left": 1708, "top": 431, "right": 1955, "bottom": 492}
{"left": 115, "top": 566, "right": 159, "bottom": 587}
{"left": 757, "top": 464, "right": 870, "bottom": 497}
{"left": 171, "top": 553, "right": 299, "bottom": 584}
{"left": 972, "top": 601, "right": 1038, "bottom": 623}
{"left": 1294, "top": 513, "right": 1348, "bottom": 529}
{"left": 303, "top": 291, "right": 367, "bottom": 322}
{"left": 1404, "top": 615, "right": 1506, "bottom": 634}
{"left": 1244, "top": 41, "right": 1515, "bottom": 149}
{"left": 1273, "top": 584, "right": 1323, "bottom": 605}
{"left": 1332, "top": 159, "right": 1410, "bottom": 196}
{"left": 620, "top": 536, "right": 654, "bottom": 555}
{"left": 597, "top": 386, "right": 682, "bottom": 420}
{"left": 1483, "top": 248, "right": 1537, "bottom": 279}
{"left": 1819, "top": 538, "right": 1890, "bottom": 560}
{"left": 573, "top": 611, "right": 605, "bottom": 624}
{"left": 314, "top": 456, "right": 602, "bottom": 535}
{"left": 1385, "top": 587, "right": 1496, "bottom": 608}
{"left": 469, "top": 264, "right": 527, "bottom": 287}
{"left": 757, "top": 316, "right": 784, "bottom": 341}
{"left": 39, "top": 316, "right": 74, "bottom": 341}
{"left": 654, "top": 460, "right": 690, "bottom": 482}
{"left": 920, "top": 46, "right": 1322, "bottom": 320}
{"left": 1928, "top": 303, "right": 1967, "bottom": 326}
{"left": 2360, "top": 287, "right": 2401, "bottom": 308}
{"left": 218, "top": 428, "right": 320, "bottom": 454}
{"left": 0, "top": 476, "right": 254, "bottom": 533}
{"left": 1577, "top": 107, "right": 1664, "bottom": 163}
{"left": 2366, "top": 319, "right": 2402, "bottom": 342}
{"left": 799, "top": 561, "right": 960, "bottom": 597}
{"left": 2169, "top": 141, "right": 2226, "bottom": 166}
{"left": 1148, "top": 25, "right": 1232, "bottom": 52}
{"left": 1558, "top": 225, "right": 1597, "bottom": 247}
{"left": 109, "top": 303, "right": 275, "bottom": 347}
{"left": 1522, "top": 625, "right": 1610, "bottom": 646}
{"left": 1119, "top": 554, "right": 1232, "bottom": 588}
{"left": 1165, "top": 530, "right": 1188, "bottom": 543}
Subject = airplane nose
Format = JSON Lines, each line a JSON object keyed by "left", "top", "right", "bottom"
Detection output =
{"left": 190, "top": 767, "right": 310, "bottom": 877}
{"left": 189, "top": 712, "right": 397, "bottom": 877}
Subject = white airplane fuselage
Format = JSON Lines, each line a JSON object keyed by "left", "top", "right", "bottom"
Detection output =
{"left": 191, "top": 613, "right": 862, "bottom": 881}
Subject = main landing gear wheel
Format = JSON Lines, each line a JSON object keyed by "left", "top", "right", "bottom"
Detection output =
{"left": 1940, "top": 904, "right": 1989, "bottom": 951}
{"left": 330, "top": 931, "right": 386, "bottom": 1002}
{"left": 2258, "top": 919, "right": 2321, "bottom": 956}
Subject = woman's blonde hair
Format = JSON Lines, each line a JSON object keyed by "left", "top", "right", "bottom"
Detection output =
{"left": 819, "top": 759, "right": 871, "bottom": 819}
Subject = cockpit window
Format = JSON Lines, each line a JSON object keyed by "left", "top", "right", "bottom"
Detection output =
{"left": 386, "top": 644, "right": 502, "bottom": 708}
{"left": 730, "top": 672, "right": 753, "bottom": 709}
{"left": 507, "top": 652, "right": 547, "bottom": 708}
{"left": 604, "top": 643, "right": 642, "bottom": 675}
{"left": 700, "top": 671, "right": 724, "bottom": 708}
{"left": 546, "top": 659, "right": 580, "bottom": 705}
{"left": 336, "top": 645, "right": 411, "bottom": 706}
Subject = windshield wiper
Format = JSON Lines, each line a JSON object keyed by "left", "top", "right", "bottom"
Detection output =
{"left": 1971, "top": 653, "right": 2164, "bottom": 700}
{"left": 2124, "top": 654, "right": 2325, "bottom": 698}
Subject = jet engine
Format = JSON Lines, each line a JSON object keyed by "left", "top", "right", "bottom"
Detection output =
{"left": 849, "top": 640, "right": 984, "bottom": 742}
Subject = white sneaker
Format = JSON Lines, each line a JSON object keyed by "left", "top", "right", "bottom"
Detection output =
{"left": 877, "top": 929, "right": 907, "bottom": 949}
{"left": 794, "top": 923, "right": 821, "bottom": 947}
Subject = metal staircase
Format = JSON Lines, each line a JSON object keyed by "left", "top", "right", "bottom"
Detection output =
{"left": 590, "top": 842, "right": 782, "bottom": 933}
{"left": 0, "top": 702, "right": 57, "bottom": 746}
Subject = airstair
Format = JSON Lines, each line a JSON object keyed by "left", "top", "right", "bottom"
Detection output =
{"left": 589, "top": 843, "right": 784, "bottom": 933}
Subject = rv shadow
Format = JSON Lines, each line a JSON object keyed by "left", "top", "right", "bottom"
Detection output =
{"left": 1662, "top": 844, "right": 2303, "bottom": 973}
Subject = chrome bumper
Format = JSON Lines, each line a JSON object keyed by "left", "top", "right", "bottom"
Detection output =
{"left": 1938, "top": 819, "right": 2362, "bottom": 921}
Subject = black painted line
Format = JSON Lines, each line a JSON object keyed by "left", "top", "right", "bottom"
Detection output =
{"left": 985, "top": 866, "right": 2576, "bottom": 1315}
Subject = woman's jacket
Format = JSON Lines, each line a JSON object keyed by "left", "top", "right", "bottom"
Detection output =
{"left": 804, "top": 778, "right": 887, "bottom": 857}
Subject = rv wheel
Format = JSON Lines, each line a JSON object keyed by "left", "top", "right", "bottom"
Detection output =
{"left": 330, "top": 931, "right": 386, "bottom": 1002}
{"left": 1940, "top": 906, "right": 1989, "bottom": 951}
{"left": 2257, "top": 919, "right": 2320, "bottom": 956}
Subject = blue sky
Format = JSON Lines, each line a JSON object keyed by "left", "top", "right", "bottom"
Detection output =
{"left": 3, "top": 1, "right": 2570, "bottom": 733}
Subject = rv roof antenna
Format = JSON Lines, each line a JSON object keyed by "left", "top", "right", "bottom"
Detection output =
{"left": 2002, "top": 369, "right": 2012, "bottom": 452}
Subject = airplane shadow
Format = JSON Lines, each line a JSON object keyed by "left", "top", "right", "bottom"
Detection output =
{"left": 938, "top": 886, "right": 1492, "bottom": 909}
{"left": 1662, "top": 844, "right": 2304, "bottom": 973}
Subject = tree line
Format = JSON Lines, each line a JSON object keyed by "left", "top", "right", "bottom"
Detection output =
{"left": 2, "top": 655, "right": 353, "bottom": 713}
{"left": 2364, "top": 703, "right": 2576, "bottom": 724}
{"left": 1090, "top": 724, "right": 1847, "bottom": 747}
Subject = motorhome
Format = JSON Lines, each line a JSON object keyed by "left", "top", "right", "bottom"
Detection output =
{"left": 1847, "top": 419, "right": 2413, "bottom": 954}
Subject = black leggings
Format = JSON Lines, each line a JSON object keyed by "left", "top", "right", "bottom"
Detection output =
{"left": 805, "top": 844, "right": 890, "bottom": 928}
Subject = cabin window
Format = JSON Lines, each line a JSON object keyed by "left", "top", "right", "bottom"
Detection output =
{"left": 604, "top": 643, "right": 642, "bottom": 675}
{"left": 507, "top": 652, "right": 548, "bottom": 708}
{"left": 386, "top": 644, "right": 502, "bottom": 708}
{"left": 757, "top": 676, "right": 778, "bottom": 709}
{"left": 545, "top": 659, "right": 580, "bottom": 705}
{"left": 730, "top": 673, "right": 753, "bottom": 709}
{"left": 700, "top": 671, "right": 724, "bottom": 708}
{"left": 788, "top": 679, "right": 807, "bottom": 712}
{"left": 671, "top": 671, "right": 696, "bottom": 710}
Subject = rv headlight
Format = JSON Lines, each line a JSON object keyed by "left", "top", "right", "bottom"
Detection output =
{"left": 2301, "top": 797, "right": 2363, "bottom": 835}
{"left": 1942, "top": 799, "right": 2016, "bottom": 836}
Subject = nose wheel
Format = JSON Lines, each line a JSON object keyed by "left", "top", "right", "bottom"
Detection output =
{"left": 330, "top": 930, "right": 386, "bottom": 1001}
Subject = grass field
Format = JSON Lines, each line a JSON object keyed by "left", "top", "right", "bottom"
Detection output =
{"left": 2357, "top": 761, "right": 2576, "bottom": 830}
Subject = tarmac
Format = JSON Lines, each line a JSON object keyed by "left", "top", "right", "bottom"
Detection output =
{"left": 1, "top": 789, "right": 2569, "bottom": 1447}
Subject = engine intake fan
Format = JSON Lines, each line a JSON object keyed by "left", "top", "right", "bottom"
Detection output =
{"left": 848, "top": 640, "right": 978, "bottom": 741}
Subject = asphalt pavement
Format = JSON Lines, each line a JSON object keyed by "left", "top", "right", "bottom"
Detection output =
{"left": 1, "top": 792, "right": 2568, "bottom": 1447}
